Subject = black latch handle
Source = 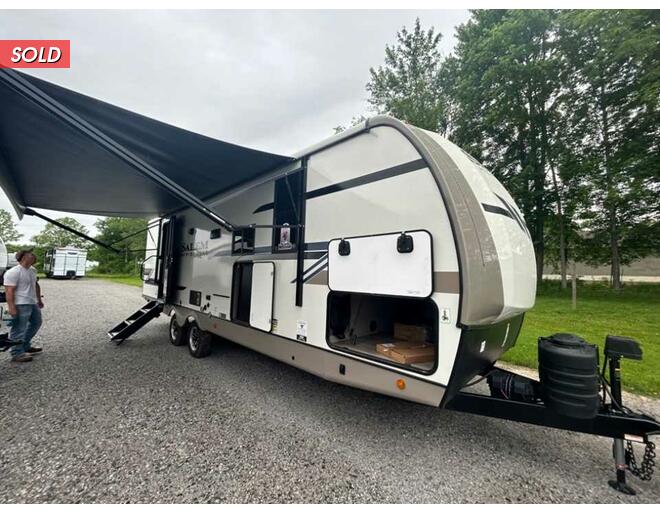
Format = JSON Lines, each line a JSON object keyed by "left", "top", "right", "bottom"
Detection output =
{"left": 397, "top": 232, "right": 414, "bottom": 253}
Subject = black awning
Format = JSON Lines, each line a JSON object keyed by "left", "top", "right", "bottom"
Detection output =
{"left": 0, "top": 70, "right": 293, "bottom": 220}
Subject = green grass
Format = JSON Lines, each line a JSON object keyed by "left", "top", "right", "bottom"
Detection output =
{"left": 503, "top": 281, "right": 660, "bottom": 397}
{"left": 85, "top": 273, "right": 142, "bottom": 287}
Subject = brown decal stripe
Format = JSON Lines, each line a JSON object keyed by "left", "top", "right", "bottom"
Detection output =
{"left": 306, "top": 270, "right": 459, "bottom": 293}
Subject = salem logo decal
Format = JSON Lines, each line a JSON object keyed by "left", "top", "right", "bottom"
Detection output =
{"left": 0, "top": 40, "right": 70, "bottom": 68}
{"left": 180, "top": 241, "right": 209, "bottom": 257}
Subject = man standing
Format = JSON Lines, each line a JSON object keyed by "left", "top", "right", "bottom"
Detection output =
{"left": 4, "top": 249, "right": 43, "bottom": 363}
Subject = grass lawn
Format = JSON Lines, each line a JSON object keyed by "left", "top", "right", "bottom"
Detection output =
{"left": 85, "top": 273, "right": 142, "bottom": 287}
{"left": 503, "top": 281, "right": 660, "bottom": 397}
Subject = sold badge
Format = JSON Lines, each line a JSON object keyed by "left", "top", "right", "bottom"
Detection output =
{"left": 0, "top": 40, "right": 70, "bottom": 68}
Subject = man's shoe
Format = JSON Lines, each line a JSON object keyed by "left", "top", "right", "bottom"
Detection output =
{"left": 26, "top": 347, "right": 43, "bottom": 354}
{"left": 11, "top": 354, "right": 33, "bottom": 363}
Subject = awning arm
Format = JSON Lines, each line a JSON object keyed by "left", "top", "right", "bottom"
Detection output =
{"left": 0, "top": 69, "right": 236, "bottom": 232}
{"left": 24, "top": 208, "right": 120, "bottom": 254}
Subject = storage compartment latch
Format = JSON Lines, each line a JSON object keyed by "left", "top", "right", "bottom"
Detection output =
{"left": 338, "top": 239, "right": 351, "bottom": 256}
{"left": 397, "top": 232, "right": 414, "bottom": 253}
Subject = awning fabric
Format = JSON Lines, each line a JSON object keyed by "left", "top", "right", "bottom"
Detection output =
{"left": 0, "top": 70, "right": 293, "bottom": 219}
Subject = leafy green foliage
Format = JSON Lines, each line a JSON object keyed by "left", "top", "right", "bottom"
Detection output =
{"left": 367, "top": 18, "right": 450, "bottom": 134}
{"left": 446, "top": 10, "right": 563, "bottom": 280}
{"left": 445, "top": 10, "right": 659, "bottom": 286}
{"left": 557, "top": 10, "right": 660, "bottom": 286}
{"left": 0, "top": 208, "right": 23, "bottom": 244}
{"left": 31, "top": 217, "right": 91, "bottom": 249}
{"left": 89, "top": 217, "right": 148, "bottom": 275}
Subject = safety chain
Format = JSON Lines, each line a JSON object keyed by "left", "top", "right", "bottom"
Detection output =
{"left": 626, "top": 440, "right": 656, "bottom": 481}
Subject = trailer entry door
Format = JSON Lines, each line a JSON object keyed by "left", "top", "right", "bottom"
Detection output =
{"left": 158, "top": 217, "right": 177, "bottom": 302}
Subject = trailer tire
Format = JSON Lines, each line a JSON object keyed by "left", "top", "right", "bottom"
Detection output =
{"left": 187, "top": 322, "right": 212, "bottom": 358}
{"left": 169, "top": 316, "right": 186, "bottom": 346}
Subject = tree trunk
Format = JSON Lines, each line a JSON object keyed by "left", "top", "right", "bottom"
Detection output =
{"left": 550, "top": 164, "right": 567, "bottom": 288}
{"left": 525, "top": 86, "right": 546, "bottom": 285}
{"left": 610, "top": 210, "right": 621, "bottom": 290}
{"left": 600, "top": 81, "right": 620, "bottom": 289}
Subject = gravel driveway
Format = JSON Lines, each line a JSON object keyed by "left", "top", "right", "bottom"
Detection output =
{"left": 1, "top": 278, "right": 659, "bottom": 503}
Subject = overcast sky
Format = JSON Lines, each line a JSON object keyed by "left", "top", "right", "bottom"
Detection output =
{"left": 0, "top": 9, "right": 469, "bottom": 244}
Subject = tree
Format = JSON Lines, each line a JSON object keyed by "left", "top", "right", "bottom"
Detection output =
{"left": 31, "top": 217, "right": 91, "bottom": 249}
{"left": 366, "top": 18, "right": 450, "bottom": 134}
{"left": 89, "top": 217, "right": 148, "bottom": 275}
{"left": 333, "top": 115, "right": 367, "bottom": 135}
{"left": 447, "top": 10, "right": 563, "bottom": 283}
{"left": 0, "top": 208, "right": 22, "bottom": 243}
{"left": 29, "top": 217, "right": 91, "bottom": 272}
{"left": 559, "top": 10, "right": 660, "bottom": 288}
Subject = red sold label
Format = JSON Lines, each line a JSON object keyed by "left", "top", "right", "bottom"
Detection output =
{"left": 0, "top": 40, "right": 70, "bottom": 68}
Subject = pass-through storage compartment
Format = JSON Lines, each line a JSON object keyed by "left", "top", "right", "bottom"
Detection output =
{"left": 326, "top": 292, "right": 438, "bottom": 373}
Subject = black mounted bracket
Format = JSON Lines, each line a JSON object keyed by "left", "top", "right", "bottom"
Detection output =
{"left": 397, "top": 232, "right": 414, "bottom": 253}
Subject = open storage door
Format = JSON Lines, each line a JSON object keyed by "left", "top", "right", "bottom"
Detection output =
{"left": 249, "top": 262, "right": 275, "bottom": 332}
{"left": 328, "top": 231, "right": 433, "bottom": 298}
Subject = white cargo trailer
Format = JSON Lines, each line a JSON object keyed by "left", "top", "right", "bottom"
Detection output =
{"left": 44, "top": 247, "right": 87, "bottom": 279}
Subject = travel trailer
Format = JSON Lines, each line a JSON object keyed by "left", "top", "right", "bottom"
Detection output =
{"left": 0, "top": 69, "right": 657, "bottom": 493}
{"left": 44, "top": 247, "right": 87, "bottom": 279}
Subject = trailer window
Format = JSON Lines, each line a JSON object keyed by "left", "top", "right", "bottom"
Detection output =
{"left": 272, "top": 171, "right": 303, "bottom": 253}
{"left": 326, "top": 292, "right": 438, "bottom": 375}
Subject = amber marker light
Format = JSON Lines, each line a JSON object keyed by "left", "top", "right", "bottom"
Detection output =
{"left": 396, "top": 379, "right": 406, "bottom": 390}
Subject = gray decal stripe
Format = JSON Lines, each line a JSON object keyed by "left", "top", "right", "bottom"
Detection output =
{"left": 305, "top": 241, "right": 329, "bottom": 251}
{"left": 482, "top": 203, "right": 514, "bottom": 219}
{"left": 253, "top": 158, "right": 426, "bottom": 214}
{"left": 303, "top": 261, "right": 328, "bottom": 283}
{"left": 494, "top": 193, "right": 530, "bottom": 238}
{"left": 304, "top": 251, "right": 327, "bottom": 259}
{"left": 304, "top": 255, "right": 328, "bottom": 278}
{"left": 290, "top": 253, "right": 328, "bottom": 283}
{"left": 306, "top": 159, "right": 426, "bottom": 199}
{"left": 483, "top": 201, "right": 527, "bottom": 235}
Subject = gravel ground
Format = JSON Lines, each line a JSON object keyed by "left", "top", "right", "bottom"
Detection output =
{"left": 1, "top": 278, "right": 659, "bottom": 503}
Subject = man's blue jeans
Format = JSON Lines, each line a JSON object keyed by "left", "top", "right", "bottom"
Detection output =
{"left": 10, "top": 304, "right": 42, "bottom": 356}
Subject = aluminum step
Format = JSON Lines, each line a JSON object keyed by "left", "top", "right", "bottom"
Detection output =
{"left": 107, "top": 301, "right": 163, "bottom": 344}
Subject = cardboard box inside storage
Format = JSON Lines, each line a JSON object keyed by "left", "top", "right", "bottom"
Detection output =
{"left": 393, "top": 322, "right": 429, "bottom": 343}
{"left": 376, "top": 340, "right": 416, "bottom": 357}
{"left": 389, "top": 343, "right": 435, "bottom": 364}
{"left": 376, "top": 340, "right": 434, "bottom": 364}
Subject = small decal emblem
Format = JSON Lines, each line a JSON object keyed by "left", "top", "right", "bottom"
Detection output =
{"left": 440, "top": 308, "right": 451, "bottom": 324}
{"left": 296, "top": 320, "right": 308, "bottom": 342}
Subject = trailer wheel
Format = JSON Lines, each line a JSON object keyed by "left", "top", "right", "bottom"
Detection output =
{"left": 187, "top": 322, "right": 212, "bottom": 358}
{"left": 169, "top": 316, "right": 186, "bottom": 346}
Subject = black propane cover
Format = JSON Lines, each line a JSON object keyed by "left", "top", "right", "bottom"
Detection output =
{"left": 538, "top": 333, "right": 600, "bottom": 419}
